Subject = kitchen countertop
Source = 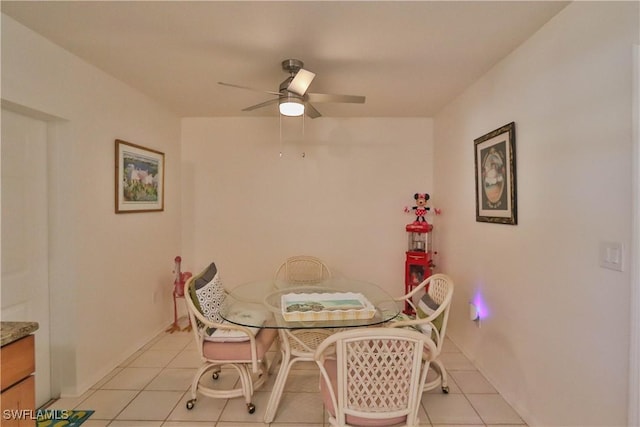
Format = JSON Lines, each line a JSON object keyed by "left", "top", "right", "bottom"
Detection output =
{"left": 0, "top": 321, "right": 39, "bottom": 347}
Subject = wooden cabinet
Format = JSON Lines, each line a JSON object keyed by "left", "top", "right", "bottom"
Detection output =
{"left": 0, "top": 335, "right": 36, "bottom": 427}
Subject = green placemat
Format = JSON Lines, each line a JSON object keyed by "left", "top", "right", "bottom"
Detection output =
{"left": 36, "top": 410, "right": 94, "bottom": 427}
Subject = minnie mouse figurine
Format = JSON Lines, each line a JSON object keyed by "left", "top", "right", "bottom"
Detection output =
{"left": 405, "top": 193, "right": 430, "bottom": 224}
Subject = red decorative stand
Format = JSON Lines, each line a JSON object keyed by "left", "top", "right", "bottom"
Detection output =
{"left": 166, "top": 256, "right": 193, "bottom": 333}
{"left": 404, "top": 222, "right": 434, "bottom": 315}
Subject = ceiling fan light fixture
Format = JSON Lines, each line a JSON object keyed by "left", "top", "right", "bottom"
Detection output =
{"left": 219, "top": 58, "right": 365, "bottom": 119}
{"left": 279, "top": 94, "right": 305, "bottom": 117}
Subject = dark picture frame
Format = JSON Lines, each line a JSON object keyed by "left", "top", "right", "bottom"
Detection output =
{"left": 474, "top": 122, "right": 517, "bottom": 225}
{"left": 115, "top": 139, "right": 165, "bottom": 213}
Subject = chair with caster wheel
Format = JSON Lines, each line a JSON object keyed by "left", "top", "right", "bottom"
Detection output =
{"left": 184, "top": 262, "right": 278, "bottom": 414}
{"left": 314, "top": 327, "right": 438, "bottom": 427}
{"left": 389, "top": 273, "right": 454, "bottom": 394}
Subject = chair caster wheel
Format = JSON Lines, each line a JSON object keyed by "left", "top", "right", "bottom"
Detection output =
{"left": 247, "top": 403, "right": 256, "bottom": 414}
{"left": 212, "top": 372, "right": 219, "bottom": 380}
{"left": 186, "top": 399, "right": 196, "bottom": 410}
{"left": 442, "top": 386, "right": 450, "bottom": 394}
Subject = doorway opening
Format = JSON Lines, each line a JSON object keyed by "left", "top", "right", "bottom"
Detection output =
{"left": 1, "top": 101, "right": 69, "bottom": 406}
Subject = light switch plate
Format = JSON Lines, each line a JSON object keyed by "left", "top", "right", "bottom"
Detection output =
{"left": 599, "top": 241, "right": 624, "bottom": 271}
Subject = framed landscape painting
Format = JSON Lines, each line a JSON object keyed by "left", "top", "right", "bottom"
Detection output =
{"left": 115, "top": 139, "right": 164, "bottom": 213}
{"left": 474, "top": 122, "right": 517, "bottom": 225}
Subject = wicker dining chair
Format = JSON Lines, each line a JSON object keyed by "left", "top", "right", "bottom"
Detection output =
{"left": 314, "top": 327, "right": 437, "bottom": 427}
{"left": 183, "top": 262, "right": 278, "bottom": 414}
{"left": 274, "top": 255, "right": 332, "bottom": 285}
{"left": 273, "top": 255, "right": 335, "bottom": 358}
{"left": 275, "top": 255, "right": 333, "bottom": 360}
{"left": 389, "top": 273, "right": 454, "bottom": 393}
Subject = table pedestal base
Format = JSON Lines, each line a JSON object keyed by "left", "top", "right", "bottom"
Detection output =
{"left": 263, "top": 328, "right": 334, "bottom": 423}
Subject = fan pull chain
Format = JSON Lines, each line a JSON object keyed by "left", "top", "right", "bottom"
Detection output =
{"left": 301, "top": 113, "right": 306, "bottom": 158}
{"left": 279, "top": 113, "right": 283, "bottom": 158}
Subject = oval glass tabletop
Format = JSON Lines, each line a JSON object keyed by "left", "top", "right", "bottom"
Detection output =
{"left": 220, "top": 277, "right": 400, "bottom": 329}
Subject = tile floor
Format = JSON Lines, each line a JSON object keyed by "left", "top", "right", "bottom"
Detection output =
{"left": 45, "top": 327, "right": 527, "bottom": 426}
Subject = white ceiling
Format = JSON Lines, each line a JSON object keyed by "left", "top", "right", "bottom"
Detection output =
{"left": 1, "top": 1, "right": 569, "bottom": 118}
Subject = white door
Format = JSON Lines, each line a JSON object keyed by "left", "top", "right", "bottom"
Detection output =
{"left": 1, "top": 108, "right": 51, "bottom": 407}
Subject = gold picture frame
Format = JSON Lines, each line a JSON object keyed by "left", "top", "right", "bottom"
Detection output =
{"left": 474, "top": 122, "right": 517, "bottom": 225}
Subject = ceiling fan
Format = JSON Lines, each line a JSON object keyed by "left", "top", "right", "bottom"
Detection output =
{"left": 218, "top": 59, "right": 365, "bottom": 119}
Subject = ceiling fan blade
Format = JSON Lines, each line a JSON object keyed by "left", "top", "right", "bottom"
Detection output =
{"left": 218, "top": 81, "right": 281, "bottom": 96}
{"left": 287, "top": 69, "right": 316, "bottom": 96}
{"left": 305, "top": 103, "right": 322, "bottom": 119}
{"left": 242, "top": 98, "right": 280, "bottom": 112}
{"left": 306, "top": 93, "right": 366, "bottom": 104}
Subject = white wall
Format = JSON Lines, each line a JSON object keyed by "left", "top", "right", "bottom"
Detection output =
{"left": 1, "top": 15, "right": 182, "bottom": 395}
{"left": 433, "top": 2, "right": 638, "bottom": 426}
{"left": 630, "top": 41, "right": 640, "bottom": 427}
{"left": 181, "top": 117, "right": 433, "bottom": 295}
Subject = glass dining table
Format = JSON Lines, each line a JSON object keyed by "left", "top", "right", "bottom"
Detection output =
{"left": 220, "top": 277, "right": 400, "bottom": 423}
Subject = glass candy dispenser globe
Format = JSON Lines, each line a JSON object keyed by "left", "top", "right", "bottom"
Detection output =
{"left": 407, "top": 227, "right": 430, "bottom": 252}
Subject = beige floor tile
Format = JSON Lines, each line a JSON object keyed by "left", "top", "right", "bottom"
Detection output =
{"left": 43, "top": 389, "right": 96, "bottom": 410}
{"left": 115, "top": 391, "right": 184, "bottom": 421}
{"left": 422, "top": 393, "right": 483, "bottom": 425}
{"left": 278, "top": 369, "right": 320, "bottom": 392}
{"left": 128, "top": 349, "right": 181, "bottom": 368}
{"left": 424, "top": 367, "right": 461, "bottom": 394}
{"left": 432, "top": 425, "right": 487, "bottom": 427}
{"left": 91, "top": 367, "right": 124, "bottom": 389}
{"left": 162, "top": 422, "right": 218, "bottom": 427}
{"left": 466, "top": 393, "right": 524, "bottom": 424}
{"left": 108, "top": 421, "right": 162, "bottom": 426}
{"left": 270, "top": 424, "right": 321, "bottom": 427}
{"left": 78, "top": 390, "right": 139, "bottom": 420}
{"left": 416, "top": 404, "right": 433, "bottom": 426}
{"left": 147, "top": 333, "right": 192, "bottom": 351}
{"left": 262, "top": 359, "right": 320, "bottom": 395}
{"left": 450, "top": 370, "right": 497, "bottom": 394}
{"left": 140, "top": 333, "right": 167, "bottom": 351}
{"left": 166, "top": 348, "right": 201, "bottom": 368}
{"left": 145, "top": 368, "right": 196, "bottom": 391}
{"left": 218, "top": 390, "right": 272, "bottom": 423}
{"left": 195, "top": 367, "right": 241, "bottom": 391}
{"left": 439, "top": 351, "right": 477, "bottom": 371}
{"left": 101, "top": 367, "right": 162, "bottom": 390}
{"left": 184, "top": 336, "right": 198, "bottom": 349}
{"left": 260, "top": 367, "right": 279, "bottom": 392}
{"left": 269, "top": 392, "right": 325, "bottom": 424}
{"left": 79, "top": 420, "right": 109, "bottom": 427}
{"left": 290, "top": 360, "right": 317, "bottom": 370}
{"left": 166, "top": 390, "right": 226, "bottom": 422}
{"left": 119, "top": 350, "right": 146, "bottom": 367}
{"left": 442, "top": 337, "right": 462, "bottom": 353}
{"left": 45, "top": 328, "right": 530, "bottom": 426}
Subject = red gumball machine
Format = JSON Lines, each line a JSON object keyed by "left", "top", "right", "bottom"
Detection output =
{"left": 403, "top": 191, "right": 438, "bottom": 315}
{"left": 403, "top": 193, "right": 437, "bottom": 314}
{"left": 404, "top": 222, "right": 434, "bottom": 314}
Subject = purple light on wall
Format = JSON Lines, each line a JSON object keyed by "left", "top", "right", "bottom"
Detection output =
{"left": 472, "top": 292, "right": 489, "bottom": 319}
